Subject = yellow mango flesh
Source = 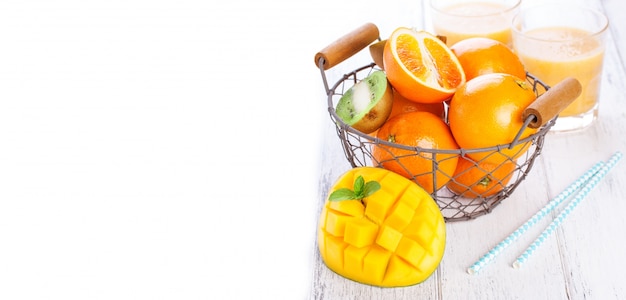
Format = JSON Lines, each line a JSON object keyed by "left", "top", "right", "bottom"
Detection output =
{"left": 318, "top": 167, "right": 446, "bottom": 287}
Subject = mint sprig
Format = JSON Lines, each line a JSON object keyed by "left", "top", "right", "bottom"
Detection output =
{"left": 328, "top": 175, "right": 381, "bottom": 202}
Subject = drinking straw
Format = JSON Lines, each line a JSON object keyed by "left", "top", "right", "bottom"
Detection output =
{"left": 466, "top": 160, "right": 606, "bottom": 275}
{"left": 512, "top": 151, "right": 622, "bottom": 269}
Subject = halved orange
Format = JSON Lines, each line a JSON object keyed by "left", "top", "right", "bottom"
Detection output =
{"left": 383, "top": 28, "right": 466, "bottom": 104}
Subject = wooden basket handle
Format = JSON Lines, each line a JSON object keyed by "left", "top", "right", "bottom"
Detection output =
{"left": 523, "top": 77, "right": 582, "bottom": 129}
{"left": 314, "top": 23, "right": 380, "bottom": 70}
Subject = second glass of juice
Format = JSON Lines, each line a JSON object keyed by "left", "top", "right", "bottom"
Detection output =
{"left": 430, "top": 0, "right": 521, "bottom": 47}
{"left": 512, "top": 5, "right": 608, "bottom": 132}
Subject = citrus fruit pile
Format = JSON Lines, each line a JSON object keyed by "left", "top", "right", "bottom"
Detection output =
{"left": 335, "top": 27, "right": 538, "bottom": 199}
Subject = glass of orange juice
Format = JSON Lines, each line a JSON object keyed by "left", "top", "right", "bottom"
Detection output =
{"left": 512, "top": 4, "right": 608, "bottom": 132}
{"left": 430, "top": 0, "right": 521, "bottom": 47}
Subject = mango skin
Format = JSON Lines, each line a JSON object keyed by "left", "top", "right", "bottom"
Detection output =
{"left": 317, "top": 167, "right": 446, "bottom": 287}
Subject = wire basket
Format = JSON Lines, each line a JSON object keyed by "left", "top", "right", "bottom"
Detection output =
{"left": 315, "top": 23, "right": 579, "bottom": 222}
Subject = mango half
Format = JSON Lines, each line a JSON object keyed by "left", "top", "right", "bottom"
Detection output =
{"left": 317, "top": 167, "right": 446, "bottom": 287}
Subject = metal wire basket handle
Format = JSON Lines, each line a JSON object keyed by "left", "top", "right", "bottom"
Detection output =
{"left": 314, "top": 23, "right": 380, "bottom": 71}
{"left": 509, "top": 77, "right": 582, "bottom": 145}
{"left": 524, "top": 77, "right": 582, "bottom": 128}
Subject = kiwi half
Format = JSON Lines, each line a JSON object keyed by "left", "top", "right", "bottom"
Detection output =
{"left": 335, "top": 70, "right": 394, "bottom": 134}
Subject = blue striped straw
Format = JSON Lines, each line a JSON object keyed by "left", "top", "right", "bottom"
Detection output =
{"left": 513, "top": 151, "right": 623, "bottom": 269}
{"left": 466, "top": 160, "right": 606, "bottom": 275}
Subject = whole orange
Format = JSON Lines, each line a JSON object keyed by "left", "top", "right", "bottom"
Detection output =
{"left": 447, "top": 156, "right": 517, "bottom": 198}
{"left": 383, "top": 27, "right": 466, "bottom": 103}
{"left": 450, "top": 37, "right": 526, "bottom": 81}
{"left": 389, "top": 88, "right": 446, "bottom": 120}
{"left": 372, "top": 111, "right": 459, "bottom": 193}
{"left": 448, "top": 73, "right": 537, "bottom": 165}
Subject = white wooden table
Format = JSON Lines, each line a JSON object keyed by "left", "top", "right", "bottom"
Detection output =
{"left": 309, "top": 0, "right": 626, "bottom": 299}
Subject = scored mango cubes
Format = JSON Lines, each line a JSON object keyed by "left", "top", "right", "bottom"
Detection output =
{"left": 344, "top": 217, "right": 378, "bottom": 248}
{"left": 318, "top": 167, "right": 446, "bottom": 287}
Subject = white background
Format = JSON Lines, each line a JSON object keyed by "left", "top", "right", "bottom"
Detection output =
{"left": 0, "top": 0, "right": 416, "bottom": 298}
{"left": 0, "top": 0, "right": 341, "bottom": 298}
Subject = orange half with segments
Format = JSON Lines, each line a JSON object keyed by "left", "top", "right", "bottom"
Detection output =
{"left": 383, "top": 28, "right": 466, "bottom": 103}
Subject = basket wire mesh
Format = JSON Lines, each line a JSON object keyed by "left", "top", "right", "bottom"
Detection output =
{"left": 320, "top": 60, "right": 554, "bottom": 222}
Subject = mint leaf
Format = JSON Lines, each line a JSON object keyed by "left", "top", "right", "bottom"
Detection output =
{"left": 328, "top": 174, "right": 381, "bottom": 202}
{"left": 328, "top": 188, "right": 356, "bottom": 201}
{"left": 362, "top": 181, "right": 381, "bottom": 197}
{"left": 353, "top": 175, "right": 365, "bottom": 197}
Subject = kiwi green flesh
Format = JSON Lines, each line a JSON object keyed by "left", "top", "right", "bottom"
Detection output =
{"left": 336, "top": 71, "right": 390, "bottom": 128}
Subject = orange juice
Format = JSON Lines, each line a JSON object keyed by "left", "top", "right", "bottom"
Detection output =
{"left": 514, "top": 27, "right": 605, "bottom": 117}
{"left": 431, "top": 2, "right": 517, "bottom": 46}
